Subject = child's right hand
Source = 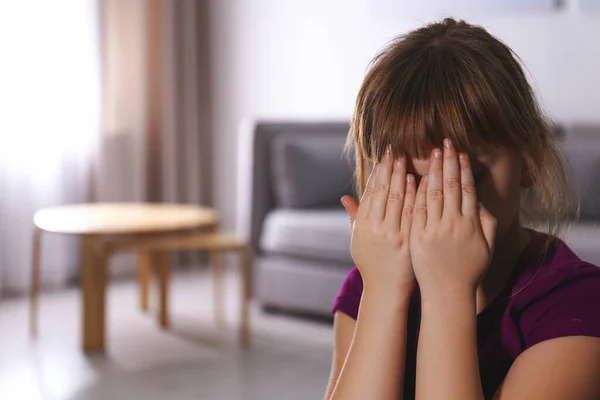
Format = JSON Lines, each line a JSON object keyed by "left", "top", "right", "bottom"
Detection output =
{"left": 341, "top": 148, "right": 417, "bottom": 295}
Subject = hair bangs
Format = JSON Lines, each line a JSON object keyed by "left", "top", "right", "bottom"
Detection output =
{"left": 362, "top": 55, "right": 507, "bottom": 164}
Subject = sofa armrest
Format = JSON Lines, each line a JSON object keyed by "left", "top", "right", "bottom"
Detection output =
{"left": 236, "top": 120, "right": 350, "bottom": 253}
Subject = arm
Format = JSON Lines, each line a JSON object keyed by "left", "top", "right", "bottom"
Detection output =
{"left": 325, "top": 312, "right": 355, "bottom": 399}
{"left": 417, "top": 293, "right": 482, "bottom": 400}
{"left": 493, "top": 336, "right": 600, "bottom": 399}
{"left": 329, "top": 290, "right": 411, "bottom": 400}
{"left": 410, "top": 141, "right": 493, "bottom": 400}
{"left": 328, "top": 148, "right": 417, "bottom": 399}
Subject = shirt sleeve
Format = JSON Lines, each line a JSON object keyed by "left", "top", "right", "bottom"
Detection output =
{"left": 520, "top": 264, "right": 600, "bottom": 351}
{"left": 331, "top": 266, "right": 363, "bottom": 320}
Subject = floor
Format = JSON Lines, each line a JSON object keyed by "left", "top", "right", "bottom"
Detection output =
{"left": 0, "top": 269, "right": 334, "bottom": 400}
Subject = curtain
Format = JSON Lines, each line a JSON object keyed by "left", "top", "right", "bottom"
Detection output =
{"left": 0, "top": 0, "right": 213, "bottom": 295}
{"left": 0, "top": 0, "right": 100, "bottom": 295}
{"left": 98, "top": 0, "right": 212, "bottom": 205}
{"left": 98, "top": 0, "right": 213, "bottom": 277}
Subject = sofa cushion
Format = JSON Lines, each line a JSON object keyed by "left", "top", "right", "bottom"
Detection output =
{"left": 260, "top": 209, "right": 353, "bottom": 264}
{"left": 256, "top": 255, "right": 353, "bottom": 315}
{"left": 561, "top": 126, "right": 600, "bottom": 220}
{"left": 563, "top": 223, "right": 600, "bottom": 266}
{"left": 270, "top": 133, "right": 354, "bottom": 208}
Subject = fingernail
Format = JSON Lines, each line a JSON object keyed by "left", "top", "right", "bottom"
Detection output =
{"left": 407, "top": 174, "right": 413, "bottom": 183}
{"left": 444, "top": 138, "right": 452, "bottom": 149}
{"left": 434, "top": 148, "right": 442, "bottom": 159}
{"left": 385, "top": 145, "right": 391, "bottom": 154}
{"left": 459, "top": 153, "right": 466, "bottom": 159}
{"left": 340, "top": 198, "right": 349, "bottom": 210}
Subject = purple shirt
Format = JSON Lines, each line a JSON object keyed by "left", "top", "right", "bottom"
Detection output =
{"left": 332, "top": 231, "right": 600, "bottom": 399}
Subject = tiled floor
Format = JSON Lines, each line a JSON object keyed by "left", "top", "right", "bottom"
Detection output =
{"left": 0, "top": 269, "right": 333, "bottom": 400}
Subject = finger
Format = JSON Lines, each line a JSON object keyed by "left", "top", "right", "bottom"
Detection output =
{"left": 356, "top": 163, "right": 377, "bottom": 220}
{"left": 479, "top": 202, "right": 497, "bottom": 252}
{"left": 412, "top": 174, "right": 428, "bottom": 232}
{"left": 384, "top": 156, "right": 406, "bottom": 231}
{"left": 442, "top": 138, "right": 461, "bottom": 217}
{"left": 370, "top": 146, "right": 393, "bottom": 221}
{"left": 341, "top": 195, "right": 359, "bottom": 230}
{"left": 459, "top": 153, "right": 478, "bottom": 216}
{"left": 401, "top": 174, "right": 416, "bottom": 234}
{"left": 426, "top": 148, "right": 443, "bottom": 224}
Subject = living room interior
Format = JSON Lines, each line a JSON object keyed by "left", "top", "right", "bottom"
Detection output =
{"left": 1, "top": 0, "right": 599, "bottom": 399}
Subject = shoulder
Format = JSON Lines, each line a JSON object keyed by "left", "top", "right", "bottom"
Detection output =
{"left": 331, "top": 267, "right": 363, "bottom": 320}
{"left": 511, "top": 235, "right": 600, "bottom": 351}
{"left": 513, "top": 236, "right": 600, "bottom": 303}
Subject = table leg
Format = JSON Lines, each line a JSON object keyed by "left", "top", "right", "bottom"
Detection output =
{"left": 239, "top": 246, "right": 252, "bottom": 348}
{"left": 154, "top": 252, "right": 171, "bottom": 329}
{"left": 81, "top": 235, "right": 107, "bottom": 353}
{"left": 210, "top": 251, "right": 225, "bottom": 328}
{"left": 138, "top": 251, "right": 152, "bottom": 312}
{"left": 29, "top": 227, "right": 42, "bottom": 337}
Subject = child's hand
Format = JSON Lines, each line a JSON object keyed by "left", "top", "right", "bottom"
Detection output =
{"left": 341, "top": 148, "right": 417, "bottom": 294}
{"left": 410, "top": 139, "right": 497, "bottom": 300}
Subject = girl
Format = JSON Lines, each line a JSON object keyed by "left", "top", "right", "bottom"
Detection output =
{"left": 326, "top": 19, "right": 600, "bottom": 400}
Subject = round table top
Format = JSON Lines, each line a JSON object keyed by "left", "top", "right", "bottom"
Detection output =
{"left": 34, "top": 203, "right": 218, "bottom": 235}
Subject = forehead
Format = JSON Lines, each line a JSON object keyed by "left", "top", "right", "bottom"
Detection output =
{"left": 388, "top": 138, "right": 495, "bottom": 177}
{"left": 407, "top": 157, "right": 430, "bottom": 177}
{"left": 404, "top": 145, "right": 507, "bottom": 177}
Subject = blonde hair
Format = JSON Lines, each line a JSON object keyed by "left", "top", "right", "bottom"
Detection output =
{"left": 346, "top": 18, "right": 575, "bottom": 240}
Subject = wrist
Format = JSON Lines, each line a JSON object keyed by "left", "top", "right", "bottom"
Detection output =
{"left": 421, "top": 287, "right": 476, "bottom": 315}
{"left": 362, "top": 285, "right": 413, "bottom": 310}
{"left": 421, "top": 292, "right": 477, "bottom": 338}
{"left": 420, "top": 280, "right": 476, "bottom": 301}
{"left": 361, "top": 272, "right": 415, "bottom": 299}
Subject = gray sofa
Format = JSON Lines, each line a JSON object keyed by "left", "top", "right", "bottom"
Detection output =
{"left": 237, "top": 122, "right": 354, "bottom": 316}
{"left": 559, "top": 125, "right": 600, "bottom": 265}
{"left": 236, "top": 121, "right": 600, "bottom": 317}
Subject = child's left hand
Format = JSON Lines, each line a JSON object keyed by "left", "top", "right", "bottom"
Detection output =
{"left": 409, "top": 139, "right": 497, "bottom": 300}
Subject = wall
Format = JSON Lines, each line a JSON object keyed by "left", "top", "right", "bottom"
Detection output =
{"left": 209, "top": 0, "right": 600, "bottom": 231}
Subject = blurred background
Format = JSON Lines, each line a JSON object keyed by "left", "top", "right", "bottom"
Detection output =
{"left": 0, "top": 0, "right": 599, "bottom": 399}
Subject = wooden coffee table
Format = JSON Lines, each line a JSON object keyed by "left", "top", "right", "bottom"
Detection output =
{"left": 30, "top": 203, "right": 220, "bottom": 353}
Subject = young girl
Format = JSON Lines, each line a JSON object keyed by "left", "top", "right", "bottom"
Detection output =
{"left": 326, "top": 19, "right": 600, "bottom": 400}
